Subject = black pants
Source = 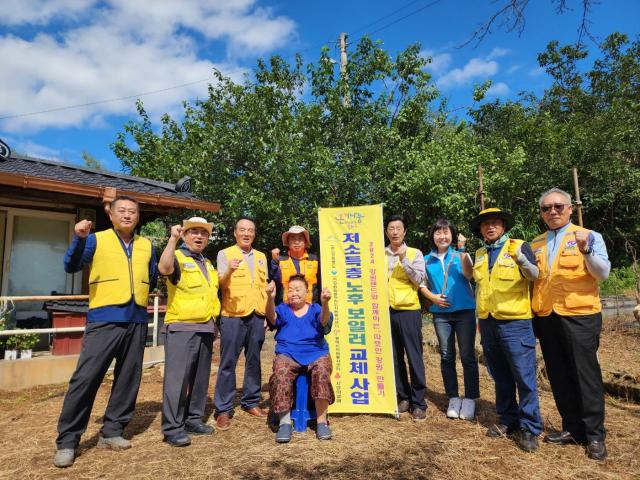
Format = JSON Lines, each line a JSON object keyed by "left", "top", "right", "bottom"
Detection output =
{"left": 161, "top": 330, "right": 214, "bottom": 436}
{"left": 533, "top": 312, "right": 605, "bottom": 442}
{"left": 56, "top": 322, "right": 148, "bottom": 449}
{"left": 390, "top": 308, "right": 427, "bottom": 411}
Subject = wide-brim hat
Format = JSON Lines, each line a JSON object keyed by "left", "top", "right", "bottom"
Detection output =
{"left": 282, "top": 225, "right": 311, "bottom": 247}
{"left": 182, "top": 216, "right": 213, "bottom": 235}
{"left": 469, "top": 208, "right": 515, "bottom": 236}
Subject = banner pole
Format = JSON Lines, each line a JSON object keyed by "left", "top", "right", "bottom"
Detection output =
{"left": 572, "top": 167, "right": 583, "bottom": 227}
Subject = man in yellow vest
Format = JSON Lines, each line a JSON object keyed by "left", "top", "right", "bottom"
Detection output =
{"left": 531, "top": 188, "right": 610, "bottom": 460}
{"left": 470, "top": 208, "right": 542, "bottom": 453}
{"left": 384, "top": 215, "right": 427, "bottom": 421}
{"left": 158, "top": 217, "right": 220, "bottom": 447}
{"left": 213, "top": 216, "right": 269, "bottom": 430}
{"left": 270, "top": 225, "right": 319, "bottom": 304}
{"left": 54, "top": 196, "right": 157, "bottom": 468}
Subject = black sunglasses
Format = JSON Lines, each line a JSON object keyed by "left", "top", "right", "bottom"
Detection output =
{"left": 540, "top": 203, "right": 570, "bottom": 214}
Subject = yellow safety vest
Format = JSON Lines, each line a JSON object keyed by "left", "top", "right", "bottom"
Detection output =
{"left": 221, "top": 245, "right": 268, "bottom": 317}
{"left": 165, "top": 250, "right": 221, "bottom": 323}
{"left": 388, "top": 247, "right": 421, "bottom": 311}
{"left": 89, "top": 229, "right": 151, "bottom": 309}
{"left": 280, "top": 252, "right": 319, "bottom": 304}
{"left": 531, "top": 224, "right": 601, "bottom": 316}
{"left": 473, "top": 240, "right": 532, "bottom": 320}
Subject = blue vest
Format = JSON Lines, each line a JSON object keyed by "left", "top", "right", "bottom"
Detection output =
{"left": 424, "top": 247, "right": 475, "bottom": 313}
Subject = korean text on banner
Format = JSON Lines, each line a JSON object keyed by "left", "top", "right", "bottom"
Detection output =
{"left": 318, "top": 204, "right": 397, "bottom": 415}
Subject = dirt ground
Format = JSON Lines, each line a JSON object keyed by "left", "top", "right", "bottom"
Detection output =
{"left": 1, "top": 319, "right": 639, "bottom": 480}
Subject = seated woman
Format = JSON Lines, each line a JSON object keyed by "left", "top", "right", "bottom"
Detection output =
{"left": 266, "top": 274, "right": 334, "bottom": 443}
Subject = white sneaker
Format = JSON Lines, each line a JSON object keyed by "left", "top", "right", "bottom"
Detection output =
{"left": 459, "top": 398, "right": 476, "bottom": 421}
{"left": 446, "top": 397, "right": 462, "bottom": 419}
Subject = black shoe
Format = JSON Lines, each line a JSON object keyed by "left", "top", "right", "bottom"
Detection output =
{"left": 544, "top": 430, "right": 578, "bottom": 445}
{"left": 514, "top": 429, "right": 539, "bottom": 453}
{"left": 586, "top": 440, "right": 607, "bottom": 460}
{"left": 185, "top": 422, "right": 215, "bottom": 435}
{"left": 486, "top": 424, "right": 516, "bottom": 438}
{"left": 164, "top": 433, "right": 191, "bottom": 447}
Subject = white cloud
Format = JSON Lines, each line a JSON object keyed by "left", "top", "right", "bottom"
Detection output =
{"left": 487, "top": 48, "right": 510, "bottom": 60}
{"left": 486, "top": 82, "right": 510, "bottom": 97}
{"left": 0, "top": 0, "right": 96, "bottom": 25}
{"left": 529, "top": 66, "right": 545, "bottom": 76}
{"left": 437, "top": 58, "right": 499, "bottom": 88}
{"left": 14, "top": 140, "right": 63, "bottom": 160}
{"left": 507, "top": 65, "right": 521, "bottom": 74}
{"left": 421, "top": 50, "right": 452, "bottom": 76}
{"left": 0, "top": 0, "right": 295, "bottom": 132}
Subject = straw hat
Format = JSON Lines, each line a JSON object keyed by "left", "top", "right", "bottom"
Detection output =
{"left": 182, "top": 216, "right": 213, "bottom": 235}
{"left": 282, "top": 225, "right": 311, "bottom": 247}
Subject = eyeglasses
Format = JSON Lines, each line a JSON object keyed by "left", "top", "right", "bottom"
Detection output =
{"left": 540, "top": 203, "right": 570, "bottom": 214}
{"left": 187, "top": 230, "right": 209, "bottom": 237}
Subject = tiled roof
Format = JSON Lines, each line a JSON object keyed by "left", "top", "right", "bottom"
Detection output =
{"left": 43, "top": 300, "right": 88, "bottom": 314}
{"left": 0, "top": 153, "right": 195, "bottom": 200}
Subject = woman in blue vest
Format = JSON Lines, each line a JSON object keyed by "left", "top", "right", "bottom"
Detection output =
{"left": 420, "top": 219, "right": 479, "bottom": 421}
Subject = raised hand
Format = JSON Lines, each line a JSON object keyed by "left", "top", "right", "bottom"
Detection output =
{"left": 266, "top": 280, "right": 277, "bottom": 299}
{"left": 170, "top": 225, "right": 183, "bottom": 240}
{"left": 396, "top": 243, "right": 407, "bottom": 260}
{"left": 74, "top": 219, "right": 93, "bottom": 238}
{"left": 457, "top": 233, "right": 467, "bottom": 250}
{"left": 320, "top": 287, "right": 331, "bottom": 304}
{"left": 507, "top": 239, "right": 519, "bottom": 258}
{"left": 574, "top": 230, "right": 589, "bottom": 253}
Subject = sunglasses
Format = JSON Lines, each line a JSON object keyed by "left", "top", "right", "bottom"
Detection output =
{"left": 540, "top": 203, "right": 570, "bottom": 214}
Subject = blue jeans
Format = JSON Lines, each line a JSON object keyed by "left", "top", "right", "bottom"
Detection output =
{"left": 479, "top": 316, "right": 542, "bottom": 435}
{"left": 433, "top": 309, "right": 480, "bottom": 399}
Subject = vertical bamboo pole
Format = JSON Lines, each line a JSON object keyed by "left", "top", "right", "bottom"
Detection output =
{"left": 478, "top": 165, "right": 485, "bottom": 210}
{"left": 572, "top": 167, "right": 583, "bottom": 227}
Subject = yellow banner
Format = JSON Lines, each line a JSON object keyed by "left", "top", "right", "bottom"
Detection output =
{"left": 318, "top": 204, "right": 397, "bottom": 415}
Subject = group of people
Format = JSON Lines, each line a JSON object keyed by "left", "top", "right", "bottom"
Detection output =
{"left": 52, "top": 186, "right": 610, "bottom": 468}
{"left": 387, "top": 187, "right": 610, "bottom": 461}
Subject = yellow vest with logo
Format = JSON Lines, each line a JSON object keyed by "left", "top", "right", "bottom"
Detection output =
{"left": 531, "top": 223, "right": 601, "bottom": 316}
{"left": 221, "top": 245, "right": 268, "bottom": 317}
{"left": 89, "top": 229, "right": 151, "bottom": 309}
{"left": 473, "top": 240, "right": 532, "bottom": 320}
{"left": 280, "top": 252, "right": 319, "bottom": 304}
{"left": 165, "top": 250, "right": 221, "bottom": 323}
{"left": 388, "top": 247, "right": 421, "bottom": 311}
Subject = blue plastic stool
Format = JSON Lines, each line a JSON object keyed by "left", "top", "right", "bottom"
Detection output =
{"left": 291, "top": 372, "right": 316, "bottom": 432}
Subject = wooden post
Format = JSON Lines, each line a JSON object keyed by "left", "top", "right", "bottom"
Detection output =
{"left": 339, "top": 32, "right": 350, "bottom": 106}
{"left": 572, "top": 167, "right": 583, "bottom": 227}
{"left": 478, "top": 165, "right": 485, "bottom": 210}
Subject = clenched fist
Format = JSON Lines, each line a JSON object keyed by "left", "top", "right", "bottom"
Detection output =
{"left": 266, "top": 280, "right": 276, "bottom": 299}
{"left": 170, "top": 225, "right": 183, "bottom": 240}
{"left": 506, "top": 239, "right": 519, "bottom": 259}
{"left": 320, "top": 287, "right": 331, "bottom": 304}
{"left": 574, "top": 230, "right": 590, "bottom": 253}
{"left": 74, "top": 219, "right": 93, "bottom": 238}
{"left": 229, "top": 258, "right": 243, "bottom": 270}
{"left": 457, "top": 233, "right": 467, "bottom": 250}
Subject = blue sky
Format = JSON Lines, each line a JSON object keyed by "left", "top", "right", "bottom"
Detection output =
{"left": 1, "top": 0, "right": 638, "bottom": 173}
